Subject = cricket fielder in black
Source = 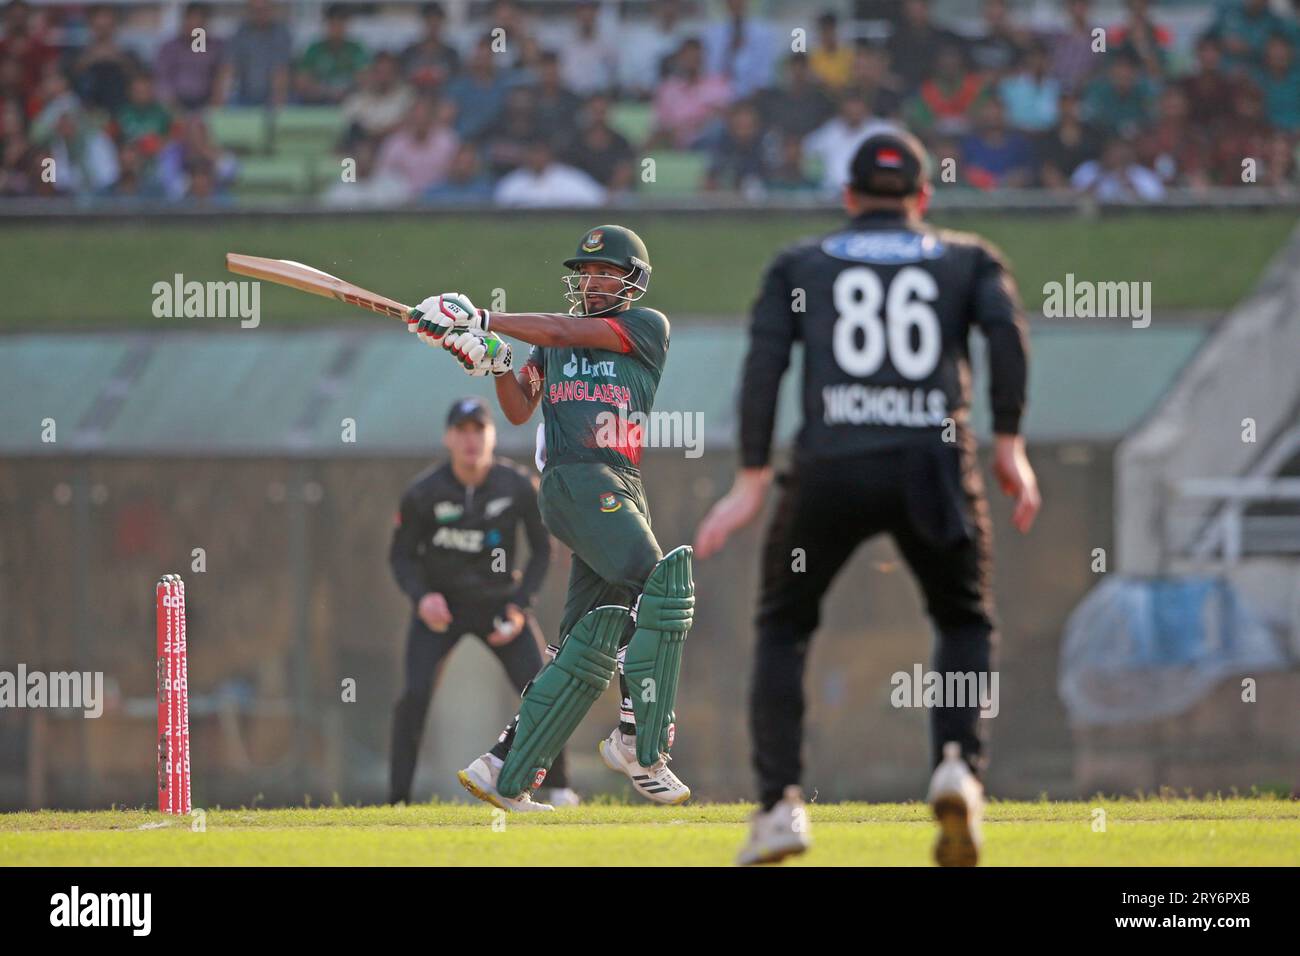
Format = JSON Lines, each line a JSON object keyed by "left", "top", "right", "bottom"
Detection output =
{"left": 406, "top": 225, "right": 695, "bottom": 813}
{"left": 696, "top": 131, "right": 1041, "bottom": 865}
{"left": 387, "top": 397, "right": 571, "bottom": 805}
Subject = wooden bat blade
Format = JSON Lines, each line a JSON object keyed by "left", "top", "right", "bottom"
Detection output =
{"left": 225, "top": 253, "right": 412, "bottom": 322}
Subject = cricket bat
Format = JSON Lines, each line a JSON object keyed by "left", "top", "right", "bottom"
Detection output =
{"left": 225, "top": 253, "right": 413, "bottom": 323}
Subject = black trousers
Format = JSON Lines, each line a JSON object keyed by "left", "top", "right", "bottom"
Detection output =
{"left": 751, "top": 441, "right": 998, "bottom": 808}
{"left": 389, "top": 606, "right": 566, "bottom": 803}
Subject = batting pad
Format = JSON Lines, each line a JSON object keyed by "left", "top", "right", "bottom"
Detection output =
{"left": 497, "top": 605, "right": 628, "bottom": 798}
{"left": 623, "top": 545, "right": 695, "bottom": 766}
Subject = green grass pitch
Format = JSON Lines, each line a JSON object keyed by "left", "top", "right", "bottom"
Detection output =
{"left": 2, "top": 798, "right": 1297, "bottom": 866}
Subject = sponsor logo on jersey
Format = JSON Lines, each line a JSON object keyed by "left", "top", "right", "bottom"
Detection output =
{"left": 431, "top": 526, "right": 485, "bottom": 552}
{"left": 822, "top": 231, "right": 945, "bottom": 265}
{"left": 561, "top": 352, "right": 617, "bottom": 378}
{"left": 484, "top": 496, "right": 513, "bottom": 518}
{"left": 582, "top": 230, "right": 604, "bottom": 252}
{"left": 434, "top": 501, "right": 463, "bottom": 523}
{"left": 599, "top": 492, "right": 622, "bottom": 513}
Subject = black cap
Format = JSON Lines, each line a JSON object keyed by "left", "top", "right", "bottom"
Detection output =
{"left": 849, "top": 130, "right": 927, "bottom": 197}
{"left": 446, "top": 396, "right": 492, "bottom": 428}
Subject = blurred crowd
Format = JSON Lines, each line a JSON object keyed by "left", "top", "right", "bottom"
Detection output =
{"left": 1, "top": 0, "right": 1299, "bottom": 205}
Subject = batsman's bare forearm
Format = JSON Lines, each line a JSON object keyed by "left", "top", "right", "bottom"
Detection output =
{"left": 488, "top": 312, "right": 622, "bottom": 351}
{"left": 495, "top": 365, "right": 541, "bottom": 425}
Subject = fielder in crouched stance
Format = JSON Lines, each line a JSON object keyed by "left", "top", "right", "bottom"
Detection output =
{"left": 407, "top": 225, "right": 694, "bottom": 811}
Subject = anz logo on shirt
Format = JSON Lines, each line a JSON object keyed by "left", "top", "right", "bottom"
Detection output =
{"left": 431, "top": 526, "right": 503, "bottom": 553}
{"left": 822, "top": 231, "right": 946, "bottom": 265}
{"left": 562, "top": 352, "right": 618, "bottom": 378}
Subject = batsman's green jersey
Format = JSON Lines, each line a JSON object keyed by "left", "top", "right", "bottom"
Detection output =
{"left": 523, "top": 306, "right": 670, "bottom": 473}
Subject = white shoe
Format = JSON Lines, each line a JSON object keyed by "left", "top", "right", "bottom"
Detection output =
{"left": 598, "top": 729, "right": 691, "bottom": 805}
{"left": 927, "top": 741, "right": 984, "bottom": 866}
{"left": 457, "top": 754, "right": 554, "bottom": 812}
{"left": 540, "top": 786, "right": 581, "bottom": 807}
{"left": 736, "top": 786, "right": 811, "bottom": 865}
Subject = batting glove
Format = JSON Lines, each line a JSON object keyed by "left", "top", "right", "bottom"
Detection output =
{"left": 408, "top": 292, "right": 488, "bottom": 344}
{"left": 444, "top": 330, "right": 512, "bottom": 377}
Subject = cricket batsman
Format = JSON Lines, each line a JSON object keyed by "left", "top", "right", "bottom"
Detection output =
{"left": 406, "top": 225, "right": 694, "bottom": 811}
{"left": 695, "top": 131, "right": 1040, "bottom": 864}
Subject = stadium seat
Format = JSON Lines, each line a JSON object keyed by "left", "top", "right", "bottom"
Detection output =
{"left": 208, "top": 108, "right": 273, "bottom": 155}
{"left": 642, "top": 151, "right": 707, "bottom": 196}
{"left": 272, "top": 106, "right": 346, "bottom": 156}
{"left": 609, "top": 102, "right": 653, "bottom": 145}
{"left": 233, "top": 155, "right": 313, "bottom": 198}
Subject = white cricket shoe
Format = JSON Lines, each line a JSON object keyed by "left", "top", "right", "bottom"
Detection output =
{"left": 927, "top": 741, "right": 984, "bottom": 867}
{"left": 598, "top": 729, "right": 691, "bottom": 805}
{"left": 457, "top": 754, "right": 554, "bottom": 812}
{"left": 540, "top": 787, "right": 581, "bottom": 807}
{"left": 736, "top": 786, "right": 812, "bottom": 866}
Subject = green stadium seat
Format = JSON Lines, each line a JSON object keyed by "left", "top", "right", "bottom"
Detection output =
{"left": 642, "top": 150, "right": 707, "bottom": 196}
{"left": 609, "top": 102, "right": 653, "bottom": 145}
{"left": 208, "top": 107, "right": 272, "bottom": 155}
{"left": 306, "top": 154, "right": 347, "bottom": 193}
{"left": 272, "top": 106, "right": 346, "bottom": 154}
{"left": 234, "top": 155, "right": 313, "bottom": 197}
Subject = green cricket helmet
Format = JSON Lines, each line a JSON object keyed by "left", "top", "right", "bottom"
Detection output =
{"left": 561, "top": 224, "right": 651, "bottom": 316}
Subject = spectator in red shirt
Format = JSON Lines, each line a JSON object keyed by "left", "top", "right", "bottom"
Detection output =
{"left": 1108, "top": 0, "right": 1173, "bottom": 79}
{"left": 1137, "top": 86, "right": 1208, "bottom": 189}
{"left": 905, "top": 41, "right": 988, "bottom": 138}
{"left": 1180, "top": 35, "right": 1254, "bottom": 128}
{"left": 1210, "top": 83, "right": 1278, "bottom": 185}
{"left": 0, "top": 93, "right": 34, "bottom": 195}
{"left": 0, "top": 0, "right": 56, "bottom": 102}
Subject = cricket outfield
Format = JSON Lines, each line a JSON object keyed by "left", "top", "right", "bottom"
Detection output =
{"left": 2, "top": 798, "right": 1297, "bottom": 866}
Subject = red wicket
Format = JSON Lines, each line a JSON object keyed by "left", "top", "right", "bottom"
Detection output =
{"left": 156, "top": 574, "right": 191, "bottom": 815}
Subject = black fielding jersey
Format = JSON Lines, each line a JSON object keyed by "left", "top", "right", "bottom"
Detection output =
{"left": 389, "top": 458, "right": 551, "bottom": 613}
{"left": 740, "top": 209, "right": 1029, "bottom": 467}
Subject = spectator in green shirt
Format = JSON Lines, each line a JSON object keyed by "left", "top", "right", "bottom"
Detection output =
{"left": 1082, "top": 50, "right": 1155, "bottom": 138}
{"left": 115, "top": 74, "right": 172, "bottom": 147}
{"left": 295, "top": 4, "right": 369, "bottom": 105}
{"left": 1204, "top": 0, "right": 1287, "bottom": 72}
{"left": 1253, "top": 33, "right": 1300, "bottom": 132}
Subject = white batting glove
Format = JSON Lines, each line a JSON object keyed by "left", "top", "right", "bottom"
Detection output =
{"left": 444, "top": 330, "right": 512, "bottom": 377}
{"left": 407, "top": 292, "right": 488, "bottom": 345}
